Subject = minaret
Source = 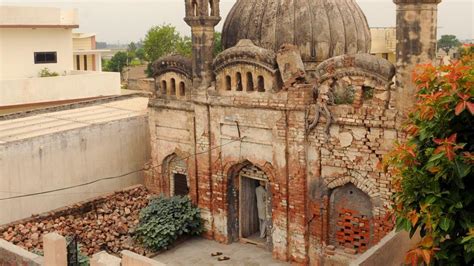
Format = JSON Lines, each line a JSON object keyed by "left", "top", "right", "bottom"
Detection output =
{"left": 393, "top": 0, "right": 442, "bottom": 113}
{"left": 184, "top": 0, "right": 221, "bottom": 89}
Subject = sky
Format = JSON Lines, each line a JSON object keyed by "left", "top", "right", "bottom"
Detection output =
{"left": 2, "top": 0, "right": 473, "bottom": 44}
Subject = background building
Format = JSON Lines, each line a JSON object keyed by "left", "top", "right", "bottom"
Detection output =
{"left": 370, "top": 27, "right": 396, "bottom": 63}
{"left": 73, "top": 32, "right": 110, "bottom": 72}
{"left": 0, "top": 6, "right": 120, "bottom": 107}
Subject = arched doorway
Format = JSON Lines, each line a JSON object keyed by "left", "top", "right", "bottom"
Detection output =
{"left": 329, "top": 183, "right": 372, "bottom": 253}
{"left": 227, "top": 162, "right": 273, "bottom": 249}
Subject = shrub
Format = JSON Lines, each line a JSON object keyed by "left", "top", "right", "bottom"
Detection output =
{"left": 383, "top": 56, "right": 473, "bottom": 265}
{"left": 133, "top": 196, "right": 204, "bottom": 251}
{"left": 38, "top": 68, "right": 59, "bottom": 77}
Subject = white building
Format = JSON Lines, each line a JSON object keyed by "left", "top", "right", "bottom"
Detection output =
{"left": 73, "top": 32, "right": 110, "bottom": 72}
{"left": 0, "top": 6, "right": 120, "bottom": 107}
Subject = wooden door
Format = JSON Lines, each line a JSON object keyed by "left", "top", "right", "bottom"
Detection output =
{"left": 240, "top": 176, "right": 259, "bottom": 238}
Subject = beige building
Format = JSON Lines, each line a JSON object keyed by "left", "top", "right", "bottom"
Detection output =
{"left": 0, "top": 6, "right": 120, "bottom": 107}
{"left": 370, "top": 27, "right": 396, "bottom": 63}
{"left": 73, "top": 33, "right": 109, "bottom": 71}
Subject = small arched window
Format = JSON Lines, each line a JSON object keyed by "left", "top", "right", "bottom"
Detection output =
{"left": 209, "top": 0, "right": 214, "bottom": 16}
{"left": 257, "top": 76, "right": 265, "bottom": 92}
{"left": 225, "top": 75, "right": 232, "bottom": 91}
{"left": 170, "top": 78, "right": 176, "bottom": 96}
{"left": 179, "top": 82, "right": 186, "bottom": 96}
{"left": 192, "top": 0, "right": 198, "bottom": 16}
{"left": 161, "top": 80, "right": 167, "bottom": 95}
{"left": 236, "top": 72, "right": 243, "bottom": 91}
{"left": 246, "top": 72, "right": 254, "bottom": 92}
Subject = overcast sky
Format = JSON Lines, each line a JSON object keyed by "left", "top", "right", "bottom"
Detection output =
{"left": 2, "top": 0, "right": 473, "bottom": 44}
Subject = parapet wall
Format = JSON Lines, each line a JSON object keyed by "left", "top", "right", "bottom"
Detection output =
{"left": 0, "top": 239, "right": 43, "bottom": 266}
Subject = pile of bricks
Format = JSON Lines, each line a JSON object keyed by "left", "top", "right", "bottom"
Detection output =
{"left": 335, "top": 209, "right": 371, "bottom": 254}
{"left": 0, "top": 185, "right": 152, "bottom": 256}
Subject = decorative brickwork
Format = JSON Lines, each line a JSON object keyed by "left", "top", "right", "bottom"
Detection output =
{"left": 335, "top": 210, "right": 371, "bottom": 253}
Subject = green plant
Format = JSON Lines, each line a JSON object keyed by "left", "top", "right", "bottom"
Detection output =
{"left": 333, "top": 85, "right": 355, "bottom": 104}
{"left": 38, "top": 68, "right": 59, "bottom": 77}
{"left": 133, "top": 196, "right": 204, "bottom": 251}
{"left": 383, "top": 56, "right": 473, "bottom": 265}
{"left": 106, "top": 51, "right": 128, "bottom": 73}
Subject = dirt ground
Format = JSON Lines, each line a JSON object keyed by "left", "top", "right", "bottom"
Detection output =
{"left": 153, "top": 237, "right": 289, "bottom": 266}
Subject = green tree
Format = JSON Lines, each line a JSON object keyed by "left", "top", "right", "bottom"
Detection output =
{"left": 128, "top": 42, "right": 137, "bottom": 53}
{"left": 143, "top": 24, "right": 182, "bottom": 63}
{"left": 384, "top": 56, "right": 474, "bottom": 265}
{"left": 106, "top": 51, "right": 128, "bottom": 73}
{"left": 136, "top": 48, "right": 146, "bottom": 61}
{"left": 438, "top": 35, "right": 462, "bottom": 53}
{"left": 176, "top": 36, "right": 192, "bottom": 57}
{"left": 214, "top": 31, "right": 223, "bottom": 56}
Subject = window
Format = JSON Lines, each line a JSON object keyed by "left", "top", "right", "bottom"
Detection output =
{"left": 76, "top": 55, "right": 80, "bottom": 70}
{"left": 174, "top": 174, "right": 189, "bottom": 196}
{"left": 209, "top": 0, "right": 214, "bottom": 16}
{"left": 161, "top": 80, "right": 167, "bottom": 95}
{"left": 171, "top": 78, "right": 176, "bottom": 96}
{"left": 34, "top": 52, "right": 57, "bottom": 64}
{"left": 225, "top": 75, "right": 232, "bottom": 91}
{"left": 257, "top": 76, "right": 265, "bottom": 92}
{"left": 246, "top": 72, "right": 254, "bottom": 92}
{"left": 83, "top": 55, "right": 88, "bottom": 71}
{"left": 192, "top": 0, "right": 198, "bottom": 16}
{"left": 179, "top": 82, "right": 186, "bottom": 96}
{"left": 236, "top": 72, "right": 243, "bottom": 91}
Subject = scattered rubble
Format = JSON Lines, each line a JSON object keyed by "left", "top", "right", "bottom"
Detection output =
{"left": 0, "top": 186, "right": 152, "bottom": 256}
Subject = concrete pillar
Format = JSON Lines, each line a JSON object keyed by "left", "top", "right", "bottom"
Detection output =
{"left": 90, "top": 251, "right": 121, "bottom": 266}
{"left": 393, "top": 0, "right": 442, "bottom": 113}
{"left": 121, "top": 250, "right": 166, "bottom": 266}
{"left": 43, "top": 233, "right": 67, "bottom": 266}
{"left": 96, "top": 53, "right": 102, "bottom": 72}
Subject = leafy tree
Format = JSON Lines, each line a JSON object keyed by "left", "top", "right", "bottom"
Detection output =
{"left": 133, "top": 196, "right": 204, "bottom": 251}
{"left": 128, "top": 42, "right": 137, "bottom": 53}
{"left": 176, "top": 36, "right": 192, "bottom": 57}
{"left": 214, "top": 31, "right": 223, "bottom": 56}
{"left": 438, "top": 35, "right": 462, "bottom": 53}
{"left": 383, "top": 56, "right": 474, "bottom": 265}
{"left": 136, "top": 48, "right": 146, "bottom": 61}
{"left": 143, "top": 24, "right": 182, "bottom": 63}
{"left": 105, "top": 51, "right": 128, "bottom": 73}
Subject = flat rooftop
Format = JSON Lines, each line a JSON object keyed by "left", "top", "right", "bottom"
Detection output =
{"left": 0, "top": 94, "right": 149, "bottom": 144}
{"left": 0, "top": 6, "right": 79, "bottom": 28}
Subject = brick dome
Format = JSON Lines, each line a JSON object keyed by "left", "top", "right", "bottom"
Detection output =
{"left": 222, "top": 0, "right": 372, "bottom": 64}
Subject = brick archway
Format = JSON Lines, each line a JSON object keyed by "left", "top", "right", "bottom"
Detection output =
{"left": 225, "top": 160, "right": 275, "bottom": 250}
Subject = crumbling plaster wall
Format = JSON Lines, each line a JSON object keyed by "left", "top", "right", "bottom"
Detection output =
{"left": 0, "top": 116, "right": 150, "bottom": 225}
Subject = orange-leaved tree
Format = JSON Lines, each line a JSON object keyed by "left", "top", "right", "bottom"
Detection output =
{"left": 384, "top": 55, "right": 473, "bottom": 265}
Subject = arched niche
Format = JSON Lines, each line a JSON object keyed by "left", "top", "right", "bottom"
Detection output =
{"left": 329, "top": 183, "right": 373, "bottom": 253}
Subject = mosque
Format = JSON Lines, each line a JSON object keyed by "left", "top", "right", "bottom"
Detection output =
{"left": 145, "top": 0, "right": 442, "bottom": 264}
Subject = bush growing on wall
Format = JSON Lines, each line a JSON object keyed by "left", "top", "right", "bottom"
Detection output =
{"left": 133, "top": 196, "right": 204, "bottom": 251}
{"left": 384, "top": 56, "right": 473, "bottom": 265}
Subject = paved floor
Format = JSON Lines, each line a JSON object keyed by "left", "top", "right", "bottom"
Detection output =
{"left": 153, "top": 237, "right": 289, "bottom": 266}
